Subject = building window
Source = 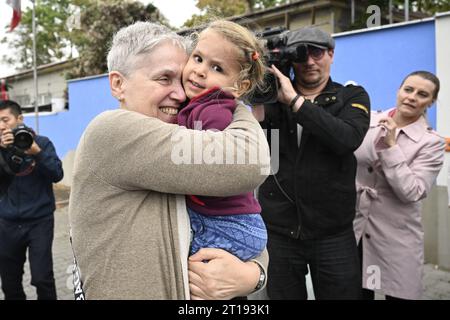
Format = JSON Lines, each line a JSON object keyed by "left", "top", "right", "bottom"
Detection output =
{"left": 13, "top": 94, "right": 66, "bottom": 115}
{"left": 14, "top": 95, "right": 31, "bottom": 107}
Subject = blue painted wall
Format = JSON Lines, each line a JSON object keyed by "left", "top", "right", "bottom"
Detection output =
{"left": 22, "top": 21, "right": 437, "bottom": 161}
{"left": 23, "top": 75, "right": 116, "bottom": 159}
{"left": 332, "top": 21, "right": 436, "bottom": 127}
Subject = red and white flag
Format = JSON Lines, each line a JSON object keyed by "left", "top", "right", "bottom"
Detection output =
{"left": 7, "top": 0, "right": 22, "bottom": 31}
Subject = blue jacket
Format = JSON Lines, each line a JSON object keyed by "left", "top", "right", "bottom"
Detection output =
{"left": 0, "top": 135, "right": 63, "bottom": 221}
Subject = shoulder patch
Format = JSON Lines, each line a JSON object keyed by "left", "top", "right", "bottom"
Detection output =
{"left": 351, "top": 103, "right": 368, "bottom": 114}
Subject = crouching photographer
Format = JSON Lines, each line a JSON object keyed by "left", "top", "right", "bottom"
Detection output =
{"left": 254, "top": 27, "right": 371, "bottom": 300}
{"left": 0, "top": 99, "right": 63, "bottom": 300}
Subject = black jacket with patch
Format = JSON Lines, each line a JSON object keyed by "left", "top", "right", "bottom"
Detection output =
{"left": 258, "top": 78, "right": 370, "bottom": 239}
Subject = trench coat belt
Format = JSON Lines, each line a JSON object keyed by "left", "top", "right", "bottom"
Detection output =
{"left": 357, "top": 185, "right": 378, "bottom": 218}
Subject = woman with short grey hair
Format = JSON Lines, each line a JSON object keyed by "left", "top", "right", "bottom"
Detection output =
{"left": 107, "top": 21, "right": 191, "bottom": 77}
{"left": 69, "top": 21, "right": 269, "bottom": 300}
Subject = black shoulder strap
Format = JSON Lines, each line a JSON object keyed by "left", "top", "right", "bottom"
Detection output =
{"left": 70, "top": 232, "right": 86, "bottom": 300}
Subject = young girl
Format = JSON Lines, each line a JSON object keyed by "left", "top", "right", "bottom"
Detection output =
{"left": 178, "top": 20, "right": 267, "bottom": 261}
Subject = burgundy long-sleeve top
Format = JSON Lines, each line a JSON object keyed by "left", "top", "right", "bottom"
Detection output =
{"left": 177, "top": 87, "right": 261, "bottom": 216}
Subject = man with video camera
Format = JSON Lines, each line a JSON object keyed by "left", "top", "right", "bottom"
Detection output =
{"left": 254, "top": 27, "right": 370, "bottom": 300}
{"left": 0, "top": 100, "right": 63, "bottom": 300}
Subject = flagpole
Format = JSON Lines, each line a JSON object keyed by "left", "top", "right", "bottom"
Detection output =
{"left": 31, "top": 0, "right": 39, "bottom": 134}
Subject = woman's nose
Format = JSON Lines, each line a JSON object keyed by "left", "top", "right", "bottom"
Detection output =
{"left": 171, "top": 84, "right": 186, "bottom": 102}
{"left": 406, "top": 92, "right": 417, "bottom": 101}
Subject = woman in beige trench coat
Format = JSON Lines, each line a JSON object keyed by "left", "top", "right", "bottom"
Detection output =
{"left": 353, "top": 71, "right": 445, "bottom": 300}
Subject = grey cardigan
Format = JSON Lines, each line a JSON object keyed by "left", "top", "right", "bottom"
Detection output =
{"left": 69, "top": 105, "right": 270, "bottom": 299}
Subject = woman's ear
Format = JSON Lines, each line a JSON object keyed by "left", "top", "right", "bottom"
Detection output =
{"left": 109, "top": 71, "right": 125, "bottom": 101}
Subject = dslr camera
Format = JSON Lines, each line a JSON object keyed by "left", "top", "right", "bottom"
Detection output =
{"left": 248, "top": 27, "right": 309, "bottom": 104}
{"left": 12, "top": 124, "right": 35, "bottom": 150}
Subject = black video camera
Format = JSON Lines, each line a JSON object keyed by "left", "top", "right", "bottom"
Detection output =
{"left": 12, "top": 124, "right": 35, "bottom": 150}
{"left": 248, "top": 27, "right": 309, "bottom": 105}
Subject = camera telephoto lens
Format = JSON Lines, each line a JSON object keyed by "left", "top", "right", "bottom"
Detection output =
{"left": 12, "top": 125, "right": 34, "bottom": 150}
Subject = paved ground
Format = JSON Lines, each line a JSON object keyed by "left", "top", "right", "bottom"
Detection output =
{"left": 1, "top": 187, "right": 450, "bottom": 300}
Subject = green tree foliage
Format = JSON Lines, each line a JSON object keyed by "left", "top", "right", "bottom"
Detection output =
{"left": 387, "top": 0, "right": 450, "bottom": 14}
{"left": 1, "top": 0, "right": 73, "bottom": 70}
{"left": 248, "top": 0, "right": 290, "bottom": 11}
{"left": 351, "top": 0, "right": 450, "bottom": 30}
{"left": 183, "top": 0, "right": 247, "bottom": 28}
{"left": 1, "top": 0, "right": 168, "bottom": 78}
{"left": 183, "top": 0, "right": 289, "bottom": 28}
{"left": 68, "top": 0, "right": 166, "bottom": 78}
{"left": 411, "top": 0, "right": 450, "bottom": 13}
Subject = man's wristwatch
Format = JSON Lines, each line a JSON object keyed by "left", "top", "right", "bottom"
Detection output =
{"left": 253, "top": 262, "right": 266, "bottom": 291}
